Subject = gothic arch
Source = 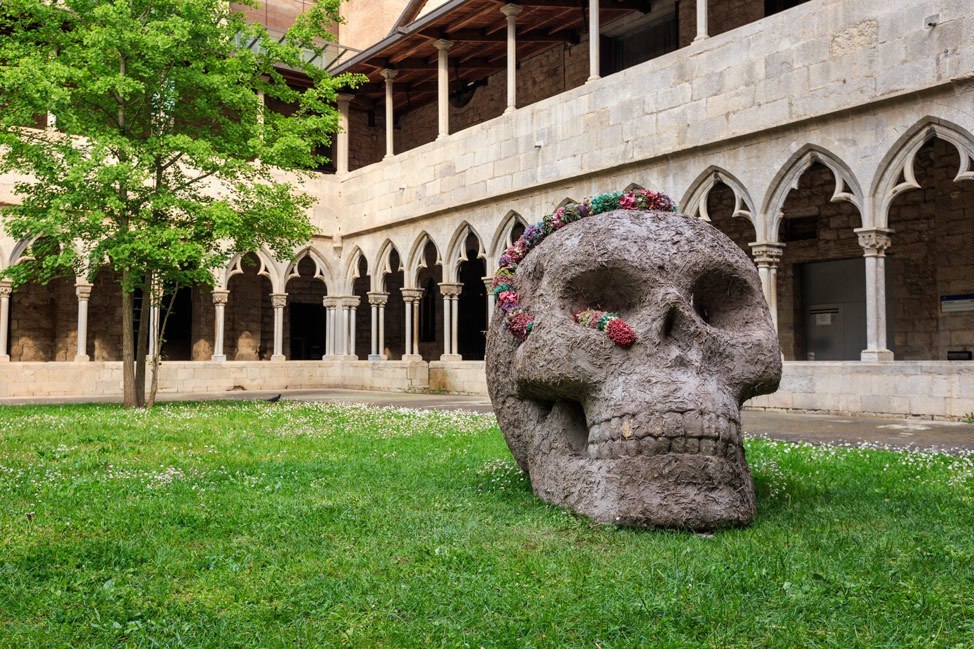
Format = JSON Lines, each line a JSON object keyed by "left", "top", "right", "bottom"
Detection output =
{"left": 372, "top": 239, "right": 403, "bottom": 292}
{"left": 444, "top": 222, "right": 485, "bottom": 283}
{"left": 404, "top": 230, "right": 442, "bottom": 288}
{"left": 341, "top": 245, "right": 368, "bottom": 294}
{"left": 284, "top": 245, "right": 333, "bottom": 293}
{"left": 681, "top": 166, "right": 757, "bottom": 228}
{"left": 8, "top": 237, "right": 37, "bottom": 267}
{"left": 219, "top": 248, "right": 279, "bottom": 292}
{"left": 762, "top": 144, "right": 863, "bottom": 242}
{"left": 488, "top": 211, "right": 528, "bottom": 272}
{"left": 871, "top": 117, "right": 974, "bottom": 228}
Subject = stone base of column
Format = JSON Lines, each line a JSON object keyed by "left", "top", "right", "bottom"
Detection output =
{"left": 586, "top": 75, "right": 600, "bottom": 83}
{"left": 693, "top": 34, "right": 709, "bottom": 42}
{"left": 402, "top": 353, "right": 424, "bottom": 362}
{"left": 504, "top": 106, "right": 515, "bottom": 114}
{"left": 271, "top": 354, "right": 286, "bottom": 362}
{"left": 211, "top": 354, "right": 227, "bottom": 362}
{"left": 368, "top": 354, "right": 383, "bottom": 361}
{"left": 74, "top": 354, "right": 90, "bottom": 363}
{"left": 0, "top": 355, "right": 11, "bottom": 363}
{"left": 439, "top": 354, "right": 463, "bottom": 362}
{"left": 322, "top": 354, "right": 342, "bottom": 361}
{"left": 861, "top": 349, "right": 894, "bottom": 362}
{"left": 344, "top": 354, "right": 359, "bottom": 361}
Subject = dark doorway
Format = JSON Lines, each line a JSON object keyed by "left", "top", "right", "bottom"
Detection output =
{"left": 765, "top": 0, "right": 810, "bottom": 17}
{"left": 162, "top": 287, "right": 193, "bottom": 361}
{"left": 289, "top": 302, "right": 326, "bottom": 360}
{"left": 457, "top": 247, "right": 487, "bottom": 360}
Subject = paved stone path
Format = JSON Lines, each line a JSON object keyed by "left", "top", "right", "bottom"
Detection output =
{"left": 2, "top": 388, "right": 972, "bottom": 453}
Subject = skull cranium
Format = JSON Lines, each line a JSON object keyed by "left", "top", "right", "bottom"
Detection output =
{"left": 485, "top": 209, "right": 781, "bottom": 530}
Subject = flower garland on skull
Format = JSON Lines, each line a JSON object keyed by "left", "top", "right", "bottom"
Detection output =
{"left": 492, "top": 188, "right": 677, "bottom": 344}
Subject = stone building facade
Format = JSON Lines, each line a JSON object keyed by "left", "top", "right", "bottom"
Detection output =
{"left": 1, "top": 0, "right": 972, "bottom": 419}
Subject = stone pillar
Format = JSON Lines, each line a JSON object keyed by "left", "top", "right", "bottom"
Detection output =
{"left": 501, "top": 4, "right": 522, "bottom": 113}
{"left": 340, "top": 301, "right": 350, "bottom": 356}
{"left": 345, "top": 296, "right": 360, "bottom": 359}
{"left": 434, "top": 39, "right": 452, "bottom": 139}
{"left": 483, "top": 277, "right": 495, "bottom": 323}
{"left": 271, "top": 293, "right": 287, "bottom": 361}
{"left": 439, "top": 282, "right": 463, "bottom": 361}
{"left": 856, "top": 228, "right": 894, "bottom": 362}
{"left": 694, "top": 0, "right": 709, "bottom": 42}
{"left": 401, "top": 288, "right": 424, "bottom": 361}
{"left": 0, "top": 281, "right": 10, "bottom": 362}
{"left": 749, "top": 243, "right": 784, "bottom": 333}
{"left": 323, "top": 296, "right": 340, "bottom": 358}
{"left": 336, "top": 93, "right": 352, "bottom": 174}
{"left": 367, "top": 292, "right": 388, "bottom": 360}
{"left": 382, "top": 69, "right": 397, "bottom": 159}
{"left": 211, "top": 290, "right": 228, "bottom": 362}
{"left": 74, "top": 283, "right": 93, "bottom": 362}
{"left": 587, "top": 0, "right": 600, "bottom": 82}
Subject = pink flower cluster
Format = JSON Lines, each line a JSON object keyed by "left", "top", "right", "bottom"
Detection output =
{"left": 492, "top": 188, "right": 677, "bottom": 343}
{"left": 573, "top": 308, "right": 637, "bottom": 347}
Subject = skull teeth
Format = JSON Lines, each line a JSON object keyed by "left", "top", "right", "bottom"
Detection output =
{"left": 586, "top": 412, "right": 742, "bottom": 460}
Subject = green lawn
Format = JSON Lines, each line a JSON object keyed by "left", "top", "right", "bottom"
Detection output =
{"left": 1, "top": 402, "right": 972, "bottom": 648}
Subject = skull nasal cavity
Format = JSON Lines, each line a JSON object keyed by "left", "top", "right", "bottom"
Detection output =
{"left": 565, "top": 267, "right": 640, "bottom": 316}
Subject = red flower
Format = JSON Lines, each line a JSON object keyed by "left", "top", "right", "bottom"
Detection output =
{"left": 606, "top": 318, "right": 637, "bottom": 347}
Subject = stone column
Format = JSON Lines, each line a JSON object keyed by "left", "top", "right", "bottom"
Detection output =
{"left": 345, "top": 296, "right": 360, "bottom": 359}
{"left": 367, "top": 292, "right": 388, "bottom": 360}
{"left": 438, "top": 282, "right": 463, "bottom": 361}
{"left": 401, "top": 288, "right": 424, "bottom": 361}
{"left": 749, "top": 243, "right": 785, "bottom": 333}
{"left": 587, "top": 0, "right": 600, "bottom": 82}
{"left": 382, "top": 69, "right": 397, "bottom": 159}
{"left": 340, "top": 301, "right": 350, "bottom": 356}
{"left": 74, "top": 283, "right": 93, "bottom": 362}
{"left": 211, "top": 290, "right": 229, "bottom": 362}
{"left": 336, "top": 93, "right": 353, "bottom": 174}
{"left": 434, "top": 39, "right": 452, "bottom": 140}
{"left": 483, "top": 277, "right": 495, "bottom": 323}
{"left": 322, "top": 296, "right": 340, "bottom": 358}
{"left": 694, "top": 0, "right": 709, "bottom": 42}
{"left": 270, "top": 293, "right": 287, "bottom": 361}
{"left": 0, "top": 281, "right": 10, "bottom": 362}
{"left": 856, "top": 228, "right": 894, "bottom": 361}
{"left": 501, "top": 4, "right": 522, "bottom": 113}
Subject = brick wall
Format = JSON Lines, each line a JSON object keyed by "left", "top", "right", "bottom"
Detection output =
{"left": 8, "top": 276, "right": 74, "bottom": 362}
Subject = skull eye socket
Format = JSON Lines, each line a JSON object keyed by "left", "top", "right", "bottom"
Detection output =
{"left": 564, "top": 267, "right": 640, "bottom": 317}
{"left": 691, "top": 269, "right": 757, "bottom": 330}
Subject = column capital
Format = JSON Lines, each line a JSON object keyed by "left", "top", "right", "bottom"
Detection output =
{"left": 211, "top": 289, "right": 229, "bottom": 305}
{"left": 749, "top": 242, "right": 785, "bottom": 267}
{"left": 367, "top": 291, "right": 389, "bottom": 307}
{"left": 433, "top": 39, "right": 453, "bottom": 52}
{"left": 381, "top": 68, "right": 398, "bottom": 81}
{"left": 271, "top": 293, "right": 288, "bottom": 309}
{"left": 438, "top": 282, "right": 463, "bottom": 298}
{"left": 0, "top": 281, "right": 12, "bottom": 298}
{"left": 336, "top": 93, "right": 354, "bottom": 106}
{"left": 401, "top": 287, "right": 424, "bottom": 303}
{"left": 74, "top": 283, "right": 93, "bottom": 300}
{"left": 340, "top": 295, "right": 361, "bottom": 308}
{"left": 855, "top": 227, "right": 893, "bottom": 257}
{"left": 500, "top": 3, "right": 523, "bottom": 18}
{"left": 323, "top": 296, "right": 342, "bottom": 308}
{"left": 482, "top": 276, "right": 494, "bottom": 291}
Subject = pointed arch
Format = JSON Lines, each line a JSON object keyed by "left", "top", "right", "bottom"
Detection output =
{"left": 0, "top": 241, "right": 8, "bottom": 272}
{"left": 444, "top": 222, "right": 485, "bottom": 283}
{"left": 8, "top": 237, "right": 38, "bottom": 267}
{"left": 220, "top": 248, "right": 278, "bottom": 292}
{"left": 488, "top": 211, "right": 528, "bottom": 273}
{"left": 681, "top": 166, "right": 757, "bottom": 228}
{"left": 372, "top": 239, "right": 403, "bottom": 292}
{"left": 871, "top": 117, "right": 974, "bottom": 229}
{"left": 623, "top": 182, "right": 645, "bottom": 192}
{"left": 555, "top": 196, "right": 577, "bottom": 210}
{"left": 341, "top": 245, "right": 368, "bottom": 293}
{"left": 761, "top": 144, "right": 863, "bottom": 242}
{"left": 404, "top": 230, "right": 441, "bottom": 289}
{"left": 284, "top": 245, "right": 333, "bottom": 293}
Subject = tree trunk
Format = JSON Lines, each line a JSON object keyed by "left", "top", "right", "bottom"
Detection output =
{"left": 135, "top": 278, "right": 150, "bottom": 408}
{"left": 121, "top": 272, "right": 137, "bottom": 408}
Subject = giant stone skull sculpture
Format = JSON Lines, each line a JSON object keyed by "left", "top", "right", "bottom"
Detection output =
{"left": 485, "top": 209, "right": 782, "bottom": 530}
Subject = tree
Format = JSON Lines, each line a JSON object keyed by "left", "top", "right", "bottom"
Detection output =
{"left": 0, "top": 0, "right": 360, "bottom": 407}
